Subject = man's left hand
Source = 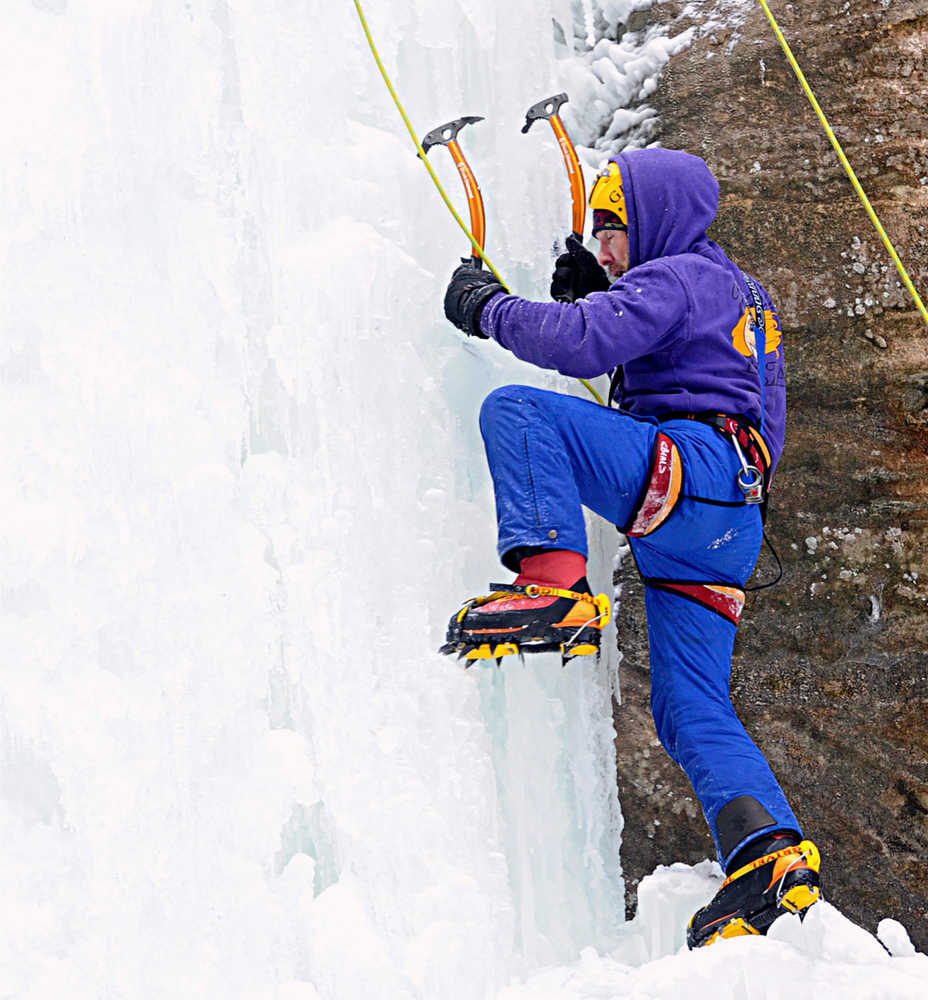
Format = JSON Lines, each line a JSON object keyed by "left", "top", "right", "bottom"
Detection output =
{"left": 443, "top": 261, "right": 505, "bottom": 339}
{"left": 550, "top": 234, "right": 611, "bottom": 302}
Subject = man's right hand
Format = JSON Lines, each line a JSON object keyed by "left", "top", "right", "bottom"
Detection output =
{"left": 444, "top": 260, "right": 503, "bottom": 338}
{"left": 550, "top": 234, "right": 611, "bottom": 302}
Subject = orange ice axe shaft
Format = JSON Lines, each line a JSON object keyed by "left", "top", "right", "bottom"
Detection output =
{"left": 421, "top": 116, "right": 487, "bottom": 266}
{"left": 522, "top": 93, "right": 586, "bottom": 239}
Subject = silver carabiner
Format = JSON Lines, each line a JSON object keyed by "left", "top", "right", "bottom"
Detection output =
{"left": 730, "top": 433, "right": 764, "bottom": 504}
{"left": 737, "top": 465, "right": 764, "bottom": 503}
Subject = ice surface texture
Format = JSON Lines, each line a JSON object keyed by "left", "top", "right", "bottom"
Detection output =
{"left": 0, "top": 0, "right": 622, "bottom": 996}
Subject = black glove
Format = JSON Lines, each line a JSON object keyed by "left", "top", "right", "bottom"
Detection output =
{"left": 550, "top": 234, "right": 610, "bottom": 302}
{"left": 443, "top": 260, "right": 504, "bottom": 339}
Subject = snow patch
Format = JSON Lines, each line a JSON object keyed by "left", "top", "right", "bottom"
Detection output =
{"left": 501, "top": 865, "right": 928, "bottom": 999}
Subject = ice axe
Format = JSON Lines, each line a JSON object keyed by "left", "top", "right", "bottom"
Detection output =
{"left": 522, "top": 93, "right": 586, "bottom": 240}
{"left": 420, "top": 116, "right": 487, "bottom": 267}
{"left": 520, "top": 93, "right": 605, "bottom": 405}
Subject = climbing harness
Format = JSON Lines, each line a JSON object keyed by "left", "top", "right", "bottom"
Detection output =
{"left": 644, "top": 578, "right": 747, "bottom": 627}
{"left": 522, "top": 93, "right": 587, "bottom": 239}
{"left": 648, "top": 414, "right": 771, "bottom": 507}
{"left": 648, "top": 411, "right": 783, "bottom": 590}
{"left": 624, "top": 432, "right": 684, "bottom": 538}
{"left": 758, "top": 0, "right": 928, "bottom": 328}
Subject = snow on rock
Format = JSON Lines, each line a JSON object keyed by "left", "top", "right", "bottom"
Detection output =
{"left": 555, "top": 6, "right": 696, "bottom": 159}
{"left": 500, "top": 863, "right": 928, "bottom": 999}
{"left": 878, "top": 918, "right": 919, "bottom": 958}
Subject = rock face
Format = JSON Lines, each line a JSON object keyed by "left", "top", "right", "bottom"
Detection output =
{"left": 611, "top": 0, "right": 928, "bottom": 948}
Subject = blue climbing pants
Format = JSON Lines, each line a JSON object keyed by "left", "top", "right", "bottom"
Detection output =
{"left": 479, "top": 384, "right": 802, "bottom": 868}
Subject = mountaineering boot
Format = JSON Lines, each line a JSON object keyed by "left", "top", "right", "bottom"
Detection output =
{"left": 687, "top": 839, "right": 823, "bottom": 948}
{"left": 439, "top": 575, "right": 611, "bottom": 664}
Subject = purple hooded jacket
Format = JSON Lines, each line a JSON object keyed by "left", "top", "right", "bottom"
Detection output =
{"left": 480, "top": 148, "right": 787, "bottom": 476}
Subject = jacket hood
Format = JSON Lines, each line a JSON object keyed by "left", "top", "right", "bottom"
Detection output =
{"left": 611, "top": 148, "right": 722, "bottom": 269}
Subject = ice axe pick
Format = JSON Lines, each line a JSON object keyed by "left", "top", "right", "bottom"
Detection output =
{"left": 522, "top": 93, "right": 586, "bottom": 240}
{"left": 420, "top": 115, "right": 487, "bottom": 266}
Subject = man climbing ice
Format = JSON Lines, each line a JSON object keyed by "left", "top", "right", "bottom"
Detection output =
{"left": 440, "top": 148, "right": 822, "bottom": 947}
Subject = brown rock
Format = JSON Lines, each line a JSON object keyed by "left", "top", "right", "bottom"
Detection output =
{"left": 612, "top": 0, "right": 928, "bottom": 949}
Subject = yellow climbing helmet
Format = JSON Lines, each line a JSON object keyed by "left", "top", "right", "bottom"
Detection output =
{"left": 589, "top": 161, "right": 628, "bottom": 234}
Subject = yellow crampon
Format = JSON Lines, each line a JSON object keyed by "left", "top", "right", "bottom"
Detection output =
{"left": 441, "top": 585, "right": 612, "bottom": 666}
{"left": 700, "top": 917, "right": 763, "bottom": 947}
{"left": 460, "top": 642, "right": 521, "bottom": 662}
{"left": 698, "top": 878, "right": 821, "bottom": 945}
{"left": 779, "top": 882, "right": 822, "bottom": 915}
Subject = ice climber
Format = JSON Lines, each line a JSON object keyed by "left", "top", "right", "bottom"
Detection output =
{"left": 440, "top": 148, "right": 822, "bottom": 947}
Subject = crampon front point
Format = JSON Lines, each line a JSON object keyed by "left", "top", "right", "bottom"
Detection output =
{"left": 439, "top": 581, "right": 611, "bottom": 666}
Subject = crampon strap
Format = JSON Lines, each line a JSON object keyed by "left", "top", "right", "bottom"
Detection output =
{"left": 486, "top": 582, "right": 589, "bottom": 601}
{"left": 458, "top": 583, "right": 612, "bottom": 626}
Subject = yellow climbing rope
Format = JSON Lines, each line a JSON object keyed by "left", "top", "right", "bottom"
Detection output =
{"left": 758, "top": 0, "right": 928, "bottom": 327}
{"left": 351, "top": 0, "right": 506, "bottom": 285}
{"left": 351, "top": 0, "right": 605, "bottom": 405}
